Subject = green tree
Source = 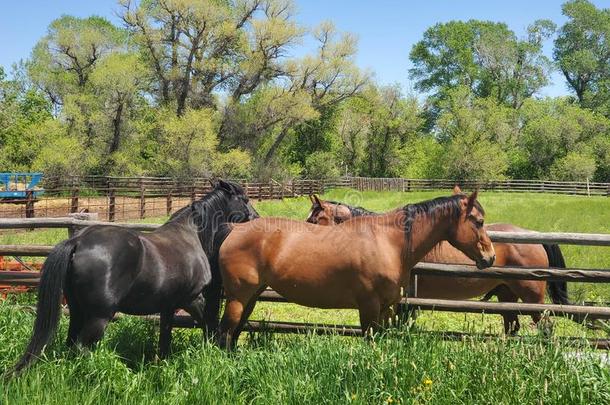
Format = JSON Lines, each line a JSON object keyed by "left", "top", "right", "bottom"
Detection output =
{"left": 554, "top": 0, "right": 610, "bottom": 110}
{"left": 27, "top": 15, "right": 126, "bottom": 108}
{"left": 550, "top": 150, "right": 597, "bottom": 181}
{"left": 410, "top": 19, "right": 554, "bottom": 111}
{"left": 121, "top": 0, "right": 302, "bottom": 116}
{"left": 304, "top": 151, "right": 340, "bottom": 179}
{"left": 435, "top": 86, "right": 513, "bottom": 180}
{"left": 518, "top": 97, "right": 610, "bottom": 178}
{"left": 89, "top": 53, "right": 146, "bottom": 167}
{"left": 0, "top": 67, "right": 54, "bottom": 171}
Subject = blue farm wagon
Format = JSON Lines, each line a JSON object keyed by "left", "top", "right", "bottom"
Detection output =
{"left": 0, "top": 173, "right": 45, "bottom": 203}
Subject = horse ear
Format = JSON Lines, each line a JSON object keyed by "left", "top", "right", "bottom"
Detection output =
{"left": 217, "top": 179, "right": 233, "bottom": 194}
{"left": 466, "top": 190, "right": 478, "bottom": 215}
{"left": 453, "top": 185, "right": 462, "bottom": 195}
{"left": 209, "top": 179, "right": 218, "bottom": 189}
{"left": 313, "top": 195, "right": 323, "bottom": 206}
{"left": 309, "top": 194, "right": 316, "bottom": 205}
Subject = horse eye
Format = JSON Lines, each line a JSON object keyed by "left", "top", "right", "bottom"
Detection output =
{"left": 476, "top": 220, "right": 484, "bottom": 228}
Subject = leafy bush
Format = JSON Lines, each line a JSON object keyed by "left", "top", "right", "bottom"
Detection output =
{"left": 550, "top": 150, "right": 597, "bottom": 181}
{"left": 31, "top": 120, "right": 95, "bottom": 177}
{"left": 213, "top": 149, "right": 253, "bottom": 180}
{"left": 397, "top": 137, "right": 444, "bottom": 178}
{"left": 304, "top": 151, "right": 341, "bottom": 179}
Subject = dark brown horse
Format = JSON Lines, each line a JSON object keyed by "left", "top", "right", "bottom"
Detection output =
{"left": 306, "top": 191, "right": 571, "bottom": 334}
{"left": 10, "top": 180, "right": 258, "bottom": 375}
{"left": 216, "top": 192, "right": 495, "bottom": 349}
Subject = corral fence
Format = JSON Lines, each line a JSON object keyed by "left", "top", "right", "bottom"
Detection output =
{"left": 1, "top": 176, "right": 324, "bottom": 221}
{"left": 341, "top": 176, "right": 610, "bottom": 196}
{"left": 2, "top": 175, "right": 608, "bottom": 221}
{"left": 1, "top": 218, "right": 610, "bottom": 348}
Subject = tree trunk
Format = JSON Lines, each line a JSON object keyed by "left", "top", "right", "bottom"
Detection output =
{"left": 263, "top": 126, "right": 290, "bottom": 165}
{"left": 109, "top": 101, "right": 124, "bottom": 154}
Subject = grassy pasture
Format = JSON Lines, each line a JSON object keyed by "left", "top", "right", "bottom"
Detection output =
{"left": 1, "top": 189, "right": 609, "bottom": 403}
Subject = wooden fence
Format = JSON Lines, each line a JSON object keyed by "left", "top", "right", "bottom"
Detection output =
{"left": 344, "top": 176, "right": 610, "bottom": 196}
{"left": 2, "top": 174, "right": 609, "bottom": 221}
{"left": 0, "top": 177, "right": 323, "bottom": 221}
{"left": 1, "top": 217, "right": 610, "bottom": 347}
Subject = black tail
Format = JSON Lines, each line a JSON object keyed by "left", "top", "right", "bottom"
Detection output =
{"left": 202, "top": 223, "right": 234, "bottom": 336}
{"left": 10, "top": 239, "right": 76, "bottom": 376}
{"left": 542, "top": 243, "right": 571, "bottom": 305}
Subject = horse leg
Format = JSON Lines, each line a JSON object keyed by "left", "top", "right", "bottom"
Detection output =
{"left": 64, "top": 288, "right": 83, "bottom": 348}
{"left": 202, "top": 277, "right": 223, "bottom": 340}
{"left": 159, "top": 309, "right": 175, "bottom": 358}
{"left": 217, "top": 299, "right": 245, "bottom": 350}
{"left": 78, "top": 316, "right": 111, "bottom": 349}
{"left": 379, "top": 305, "right": 395, "bottom": 330}
{"left": 232, "top": 286, "right": 266, "bottom": 344}
{"left": 183, "top": 293, "right": 206, "bottom": 334}
{"left": 66, "top": 305, "right": 84, "bottom": 348}
{"left": 358, "top": 297, "right": 381, "bottom": 337}
{"left": 494, "top": 285, "right": 520, "bottom": 335}
{"left": 507, "top": 281, "right": 550, "bottom": 334}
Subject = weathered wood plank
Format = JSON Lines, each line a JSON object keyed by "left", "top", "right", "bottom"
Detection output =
{"left": 487, "top": 230, "right": 610, "bottom": 246}
{"left": 404, "top": 298, "right": 610, "bottom": 319}
{"left": 413, "top": 262, "right": 610, "bottom": 282}
{"left": 0, "top": 245, "right": 53, "bottom": 256}
{"left": 0, "top": 218, "right": 159, "bottom": 231}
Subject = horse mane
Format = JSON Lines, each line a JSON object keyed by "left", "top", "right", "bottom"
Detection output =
{"left": 168, "top": 182, "right": 247, "bottom": 258}
{"left": 401, "top": 194, "right": 484, "bottom": 251}
{"left": 325, "top": 200, "right": 376, "bottom": 217}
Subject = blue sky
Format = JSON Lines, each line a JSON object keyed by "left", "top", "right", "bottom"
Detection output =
{"left": 1, "top": 0, "right": 607, "bottom": 97}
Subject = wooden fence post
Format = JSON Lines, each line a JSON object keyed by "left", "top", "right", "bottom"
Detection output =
{"left": 70, "top": 186, "right": 79, "bottom": 213}
{"left": 139, "top": 178, "right": 146, "bottom": 219}
{"left": 108, "top": 185, "right": 116, "bottom": 222}
{"left": 191, "top": 182, "right": 197, "bottom": 203}
{"left": 25, "top": 190, "right": 35, "bottom": 218}
{"left": 258, "top": 183, "right": 263, "bottom": 201}
{"left": 166, "top": 190, "right": 172, "bottom": 216}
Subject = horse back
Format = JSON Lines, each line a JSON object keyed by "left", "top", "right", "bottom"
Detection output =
{"left": 220, "top": 217, "right": 403, "bottom": 300}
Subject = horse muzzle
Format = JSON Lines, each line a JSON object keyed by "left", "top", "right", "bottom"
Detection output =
{"left": 476, "top": 254, "right": 495, "bottom": 269}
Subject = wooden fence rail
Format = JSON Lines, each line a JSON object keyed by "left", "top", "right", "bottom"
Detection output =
{"left": 2, "top": 217, "right": 610, "bottom": 246}
{"left": 345, "top": 176, "right": 610, "bottom": 196}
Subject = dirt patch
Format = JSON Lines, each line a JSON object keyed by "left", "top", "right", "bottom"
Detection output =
{"left": 1, "top": 196, "right": 193, "bottom": 221}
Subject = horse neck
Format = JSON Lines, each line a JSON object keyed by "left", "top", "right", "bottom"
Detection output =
{"left": 168, "top": 201, "right": 229, "bottom": 259}
{"left": 402, "top": 210, "right": 455, "bottom": 271}
{"left": 198, "top": 208, "right": 232, "bottom": 259}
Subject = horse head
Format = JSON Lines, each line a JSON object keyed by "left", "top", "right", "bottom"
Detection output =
{"left": 215, "top": 179, "right": 259, "bottom": 222}
{"left": 306, "top": 195, "right": 352, "bottom": 225}
{"left": 446, "top": 190, "right": 495, "bottom": 269}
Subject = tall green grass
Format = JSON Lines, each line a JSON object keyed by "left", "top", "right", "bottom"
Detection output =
{"left": 1, "top": 300, "right": 609, "bottom": 404}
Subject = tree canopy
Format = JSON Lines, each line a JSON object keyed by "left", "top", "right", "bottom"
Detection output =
{"left": 1, "top": 0, "right": 609, "bottom": 182}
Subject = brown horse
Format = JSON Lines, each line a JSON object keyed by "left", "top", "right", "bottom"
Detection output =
{"left": 215, "top": 192, "right": 495, "bottom": 349}
{"left": 306, "top": 191, "right": 571, "bottom": 334}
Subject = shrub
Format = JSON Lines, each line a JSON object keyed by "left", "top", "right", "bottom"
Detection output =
{"left": 304, "top": 151, "right": 341, "bottom": 179}
{"left": 549, "top": 150, "right": 597, "bottom": 181}
{"left": 213, "top": 149, "right": 253, "bottom": 180}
